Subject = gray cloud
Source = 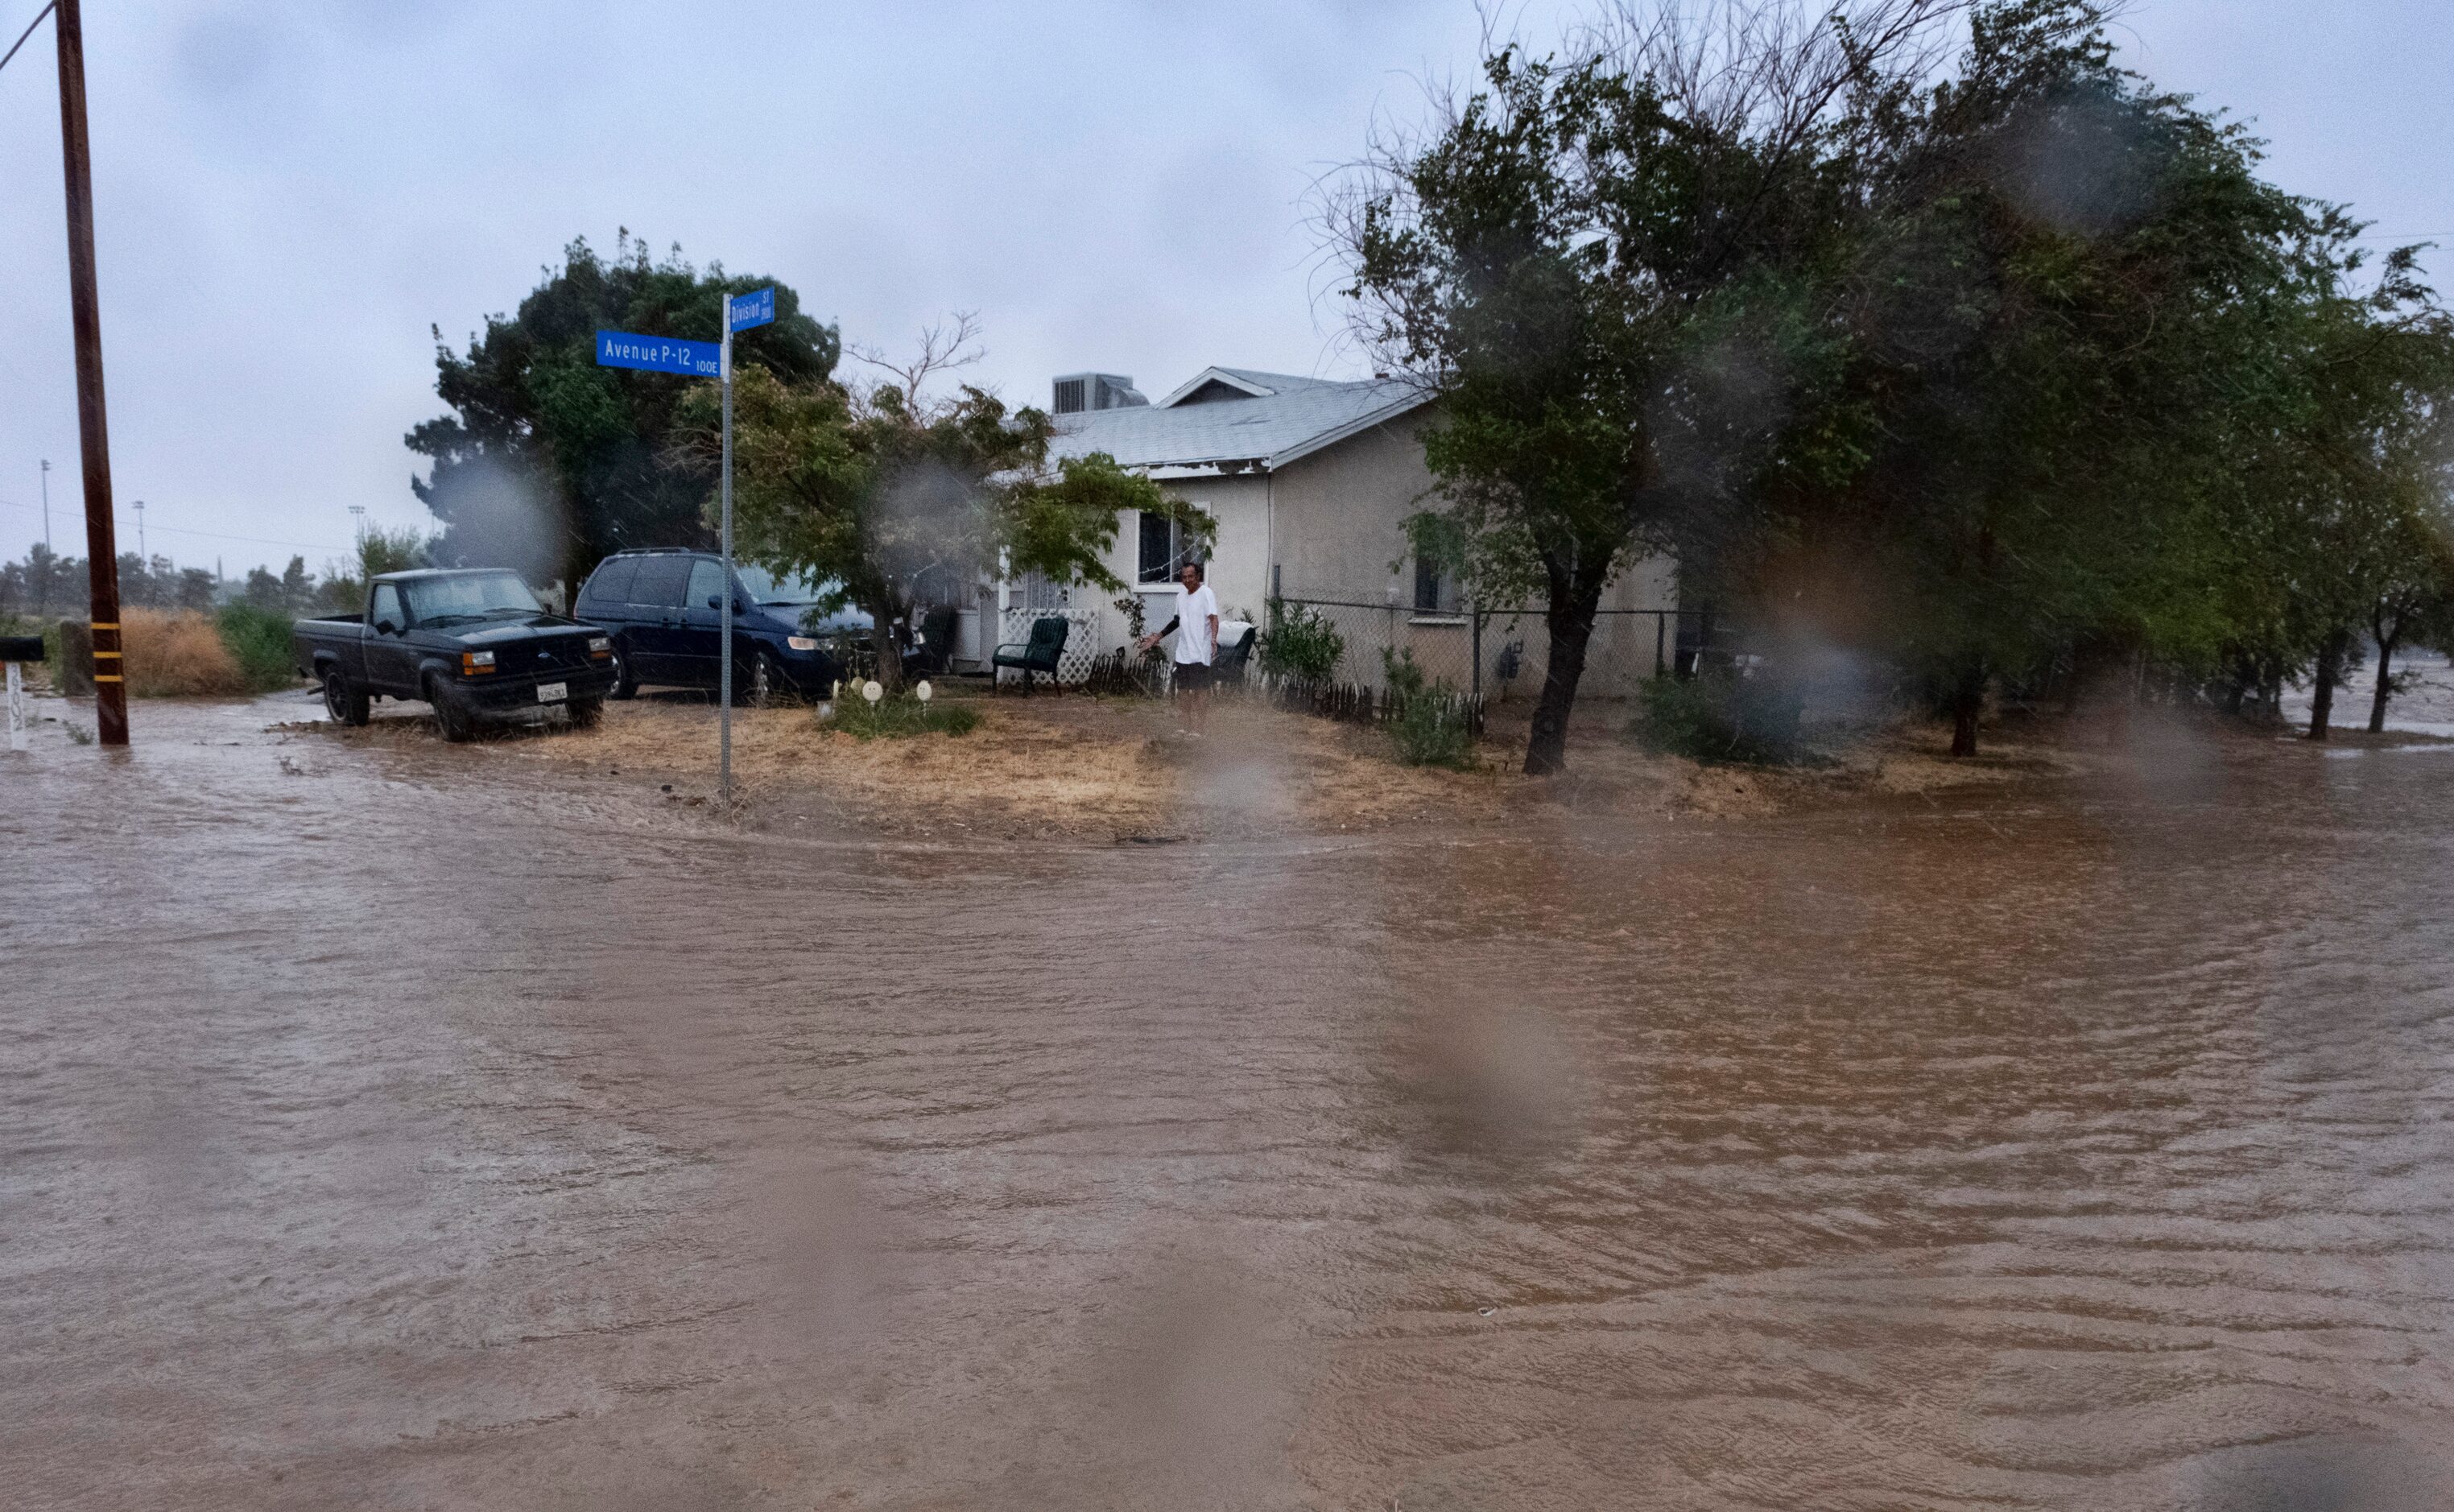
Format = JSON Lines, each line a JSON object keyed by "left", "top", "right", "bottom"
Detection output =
{"left": 1, "top": 0, "right": 2447, "bottom": 572}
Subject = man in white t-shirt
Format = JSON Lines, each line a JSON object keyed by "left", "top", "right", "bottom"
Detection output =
{"left": 1138, "top": 560, "right": 1220, "bottom": 730}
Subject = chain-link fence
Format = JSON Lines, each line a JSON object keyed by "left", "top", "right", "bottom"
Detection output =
{"left": 987, "top": 588, "right": 1723, "bottom": 703}
{"left": 1266, "top": 597, "right": 1708, "bottom": 704}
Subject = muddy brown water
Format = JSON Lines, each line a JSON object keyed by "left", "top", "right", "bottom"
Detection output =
{"left": 4, "top": 690, "right": 2451, "bottom": 1510}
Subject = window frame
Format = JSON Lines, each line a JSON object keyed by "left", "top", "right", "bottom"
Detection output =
{"left": 1138, "top": 510, "right": 1189, "bottom": 585}
{"left": 1412, "top": 556, "right": 1463, "bottom": 621}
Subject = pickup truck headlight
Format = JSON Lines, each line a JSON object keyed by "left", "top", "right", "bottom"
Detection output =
{"left": 588, "top": 637, "right": 612, "bottom": 656}
{"left": 786, "top": 635, "right": 820, "bottom": 652}
{"left": 461, "top": 651, "right": 495, "bottom": 675}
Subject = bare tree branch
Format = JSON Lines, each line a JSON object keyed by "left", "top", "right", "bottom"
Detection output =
{"left": 846, "top": 311, "right": 987, "bottom": 411}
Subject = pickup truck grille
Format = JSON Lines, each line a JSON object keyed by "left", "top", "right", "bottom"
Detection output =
{"left": 510, "top": 639, "right": 596, "bottom": 675}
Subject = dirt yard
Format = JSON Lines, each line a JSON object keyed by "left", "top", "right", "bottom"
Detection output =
{"left": 279, "top": 679, "right": 2156, "bottom": 840}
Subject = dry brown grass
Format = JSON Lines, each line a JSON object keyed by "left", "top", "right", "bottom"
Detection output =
{"left": 123, "top": 609, "right": 248, "bottom": 697}
{"left": 281, "top": 683, "right": 2104, "bottom": 840}
{"left": 519, "top": 697, "right": 1180, "bottom": 838}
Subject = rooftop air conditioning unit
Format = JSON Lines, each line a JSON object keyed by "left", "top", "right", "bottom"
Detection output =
{"left": 1051, "top": 372, "right": 1148, "bottom": 415}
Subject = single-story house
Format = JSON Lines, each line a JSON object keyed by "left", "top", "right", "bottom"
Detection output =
{"left": 949, "top": 367, "right": 1676, "bottom": 696}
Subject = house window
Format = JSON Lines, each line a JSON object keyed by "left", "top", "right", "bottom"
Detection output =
{"left": 1139, "top": 510, "right": 1195, "bottom": 584}
{"left": 1014, "top": 570, "right": 1068, "bottom": 610}
{"left": 1414, "top": 556, "right": 1460, "bottom": 617}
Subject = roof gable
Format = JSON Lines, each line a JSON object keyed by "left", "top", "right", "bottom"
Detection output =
{"left": 1056, "top": 369, "right": 1432, "bottom": 473}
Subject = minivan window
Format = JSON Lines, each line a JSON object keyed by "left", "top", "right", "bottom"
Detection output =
{"left": 584, "top": 556, "right": 637, "bottom": 607}
{"left": 737, "top": 565, "right": 834, "bottom": 605}
{"left": 629, "top": 555, "right": 691, "bottom": 609}
{"left": 371, "top": 583, "right": 403, "bottom": 630}
{"left": 686, "top": 558, "right": 726, "bottom": 609}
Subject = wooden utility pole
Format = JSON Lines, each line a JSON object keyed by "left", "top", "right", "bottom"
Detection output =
{"left": 53, "top": 0, "right": 127, "bottom": 744}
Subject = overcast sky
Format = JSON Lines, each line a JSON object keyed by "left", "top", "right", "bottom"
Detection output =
{"left": 2, "top": 0, "right": 2448, "bottom": 576}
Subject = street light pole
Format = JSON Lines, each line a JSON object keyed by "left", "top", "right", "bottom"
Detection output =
{"left": 52, "top": 0, "right": 126, "bottom": 745}
{"left": 132, "top": 499, "right": 143, "bottom": 562}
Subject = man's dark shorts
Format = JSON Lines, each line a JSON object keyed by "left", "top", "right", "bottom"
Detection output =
{"left": 1175, "top": 662, "right": 1214, "bottom": 692}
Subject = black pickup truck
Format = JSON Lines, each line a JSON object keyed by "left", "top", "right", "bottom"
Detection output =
{"left": 292, "top": 568, "right": 618, "bottom": 740}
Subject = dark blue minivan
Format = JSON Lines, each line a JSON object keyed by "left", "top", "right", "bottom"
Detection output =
{"left": 573, "top": 548, "right": 871, "bottom": 701}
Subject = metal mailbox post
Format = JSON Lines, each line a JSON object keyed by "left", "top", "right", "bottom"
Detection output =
{"left": 2, "top": 636, "right": 43, "bottom": 751}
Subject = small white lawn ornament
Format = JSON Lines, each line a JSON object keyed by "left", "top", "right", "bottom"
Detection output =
{"left": 861, "top": 680, "right": 884, "bottom": 704}
{"left": 915, "top": 680, "right": 933, "bottom": 704}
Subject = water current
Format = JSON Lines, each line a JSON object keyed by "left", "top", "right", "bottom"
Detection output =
{"left": 3, "top": 690, "right": 2449, "bottom": 1509}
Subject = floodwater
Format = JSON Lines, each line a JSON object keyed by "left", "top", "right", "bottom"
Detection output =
{"left": 4, "top": 689, "right": 2451, "bottom": 1511}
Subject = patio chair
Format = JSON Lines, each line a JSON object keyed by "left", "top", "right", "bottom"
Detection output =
{"left": 992, "top": 616, "right": 1070, "bottom": 693}
{"left": 1211, "top": 623, "right": 1256, "bottom": 686}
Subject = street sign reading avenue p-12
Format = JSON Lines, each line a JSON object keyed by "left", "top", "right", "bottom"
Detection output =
{"left": 596, "top": 331, "right": 721, "bottom": 377}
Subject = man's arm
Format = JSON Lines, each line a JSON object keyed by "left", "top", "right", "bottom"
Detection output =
{"left": 1138, "top": 614, "right": 1180, "bottom": 652}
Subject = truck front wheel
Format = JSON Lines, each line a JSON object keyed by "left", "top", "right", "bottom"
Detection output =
{"left": 322, "top": 668, "right": 370, "bottom": 727}
{"left": 425, "top": 675, "right": 480, "bottom": 743}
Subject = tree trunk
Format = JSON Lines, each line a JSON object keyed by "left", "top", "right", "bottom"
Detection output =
{"left": 1522, "top": 570, "right": 1604, "bottom": 776}
{"left": 2222, "top": 658, "right": 2248, "bottom": 717}
{"left": 871, "top": 590, "right": 909, "bottom": 696}
{"left": 2307, "top": 628, "right": 2348, "bottom": 742}
{"left": 1948, "top": 661, "right": 1985, "bottom": 758}
{"left": 2369, "top": 627, "right": 2398, "bottom": 734}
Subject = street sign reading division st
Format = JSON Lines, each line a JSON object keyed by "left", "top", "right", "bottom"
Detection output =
{"left": 729, "top": 287, "right": 775, "bottom": 332}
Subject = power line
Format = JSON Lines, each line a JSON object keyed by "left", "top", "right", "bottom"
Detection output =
{"left": 0, "top": 2, "right": 55, "bottom": 79}
{"left": 0, "top": 498, "right": 351, "bottom": 555}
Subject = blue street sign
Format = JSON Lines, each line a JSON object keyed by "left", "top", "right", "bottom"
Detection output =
{"left": 595, "top": 330, "right": 721, "bottom": 377}
{"left": 729, "top": 287, "right": 775, "bottom": 333}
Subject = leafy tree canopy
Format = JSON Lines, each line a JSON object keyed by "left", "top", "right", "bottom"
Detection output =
{"left": 682, "top": 334, "right": 1202, "bottom": 694}
{"left": 407, "top": 230, "right": 838, "bottom": 589}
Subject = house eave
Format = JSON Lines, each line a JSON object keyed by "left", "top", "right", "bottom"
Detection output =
{"left": 1262, "top": 391, "right": 1435, "bottom": 471}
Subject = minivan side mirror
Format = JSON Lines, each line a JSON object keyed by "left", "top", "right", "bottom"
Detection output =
{"left": 374, "top": 618, "right": 400, "bottom": 636}
{"left": 706, "top": 595, "right": 723, "bottom": 610}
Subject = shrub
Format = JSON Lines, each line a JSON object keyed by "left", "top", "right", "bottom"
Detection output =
{"left": 1258, "top": 597, "right": 1344, "bottom": 682}
{"left": 216, "top": 601, "right": 300, "bottom": 692}
{"left": 122, "top": 609, "right": 248, "bottom": 696}
{"left": 1382, "top": 647, "right": 1477, "bottom": 769}
{"left": 1631, "top": 672, "right": 1810, "bottom": 765}
{"left": 820, "top": 692, "right": 982, "bottom": 740}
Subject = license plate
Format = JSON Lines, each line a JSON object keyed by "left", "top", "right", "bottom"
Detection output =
{"left": 537, "top": 682, "right": 568, "bottom": 704}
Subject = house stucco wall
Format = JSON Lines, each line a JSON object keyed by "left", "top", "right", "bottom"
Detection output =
{"left": 991, "top": 405, "right": 1680, "bottom": 694}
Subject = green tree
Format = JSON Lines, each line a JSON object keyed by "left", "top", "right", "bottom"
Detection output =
{"left": 176, "top": 568, "right": 217, "bottom": 613}
{"left": 408, "top": 231, "right": 838, "bottom": 592}
{"left": 1798, "top": 0, "right": 2346, "bottom": 752}
{"left": 317, "top": 525, "right": 431, "bottom": 614}
{"left": 686, "top": 324, "right": 1200, "bottom": 695}
{"left": 1337, "top": 1, "right": 1959, "bottom": 774}
{"left": 279, "top": 555, "right": 315, "bottom": 611}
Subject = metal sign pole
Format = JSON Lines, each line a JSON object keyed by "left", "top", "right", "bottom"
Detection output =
{"left": 593, "top": 287, "right": 768, "bottom": 803}
{"left": 719, "top": 294, "right": 734, "bottom": 800}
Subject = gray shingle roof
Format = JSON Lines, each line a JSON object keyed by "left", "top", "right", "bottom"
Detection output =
{"left": 1050, "top": 367, "right": 1431, "bottom": 473}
